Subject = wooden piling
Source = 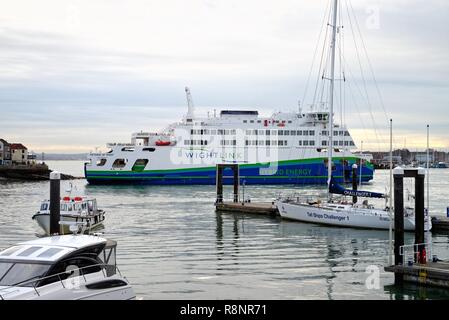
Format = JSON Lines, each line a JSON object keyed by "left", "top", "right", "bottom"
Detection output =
{"left": 393, "top": 167, "right": 405, "bottom": 285}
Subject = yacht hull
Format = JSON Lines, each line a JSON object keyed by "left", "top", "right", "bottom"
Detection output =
{"left": 276, "top": 201, "right": 432, "bottom": 231}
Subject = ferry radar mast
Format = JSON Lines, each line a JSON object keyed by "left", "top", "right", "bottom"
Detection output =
{"left": 185, "top": 87, "right": 195, "bottom": 123}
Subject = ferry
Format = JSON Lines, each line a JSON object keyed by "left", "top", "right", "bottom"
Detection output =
{"left": 85, "top": 88, "right": 374, "bottom": 185}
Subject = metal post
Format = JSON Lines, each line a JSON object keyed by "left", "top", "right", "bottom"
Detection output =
{"left": 233, "top": 165, "right": 239, "bottom": 203}
{"left": 415, "top": 168, "right": 425, "bottom": 263}
{"left": 216, "top": 165, "right": 223, "bottom": 203}
{"left": 388, "top": 119, "right": 393, "bottom": 266}
{"left": 352, "top": 164, "right": 358, "bottom": 204}
{"left": 393, "top": 167, "right": 404, "bottom": 284}
{"left": 359, "top": 141, "right": 363, "bottom": 185}
{"left": 49, "top": 171, "right": 61, "bottom": 235}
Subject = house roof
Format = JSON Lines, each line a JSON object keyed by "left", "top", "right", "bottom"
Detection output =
{"left": 0, "top": 139, "right": 9, "bottom": 146}
{"left": 9, "top": 143, "right": 27, "bottom": 150}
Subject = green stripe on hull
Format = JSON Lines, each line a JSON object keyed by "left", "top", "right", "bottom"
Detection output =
{"left": 86, "top": 157, "right": 371, "bottom": 175}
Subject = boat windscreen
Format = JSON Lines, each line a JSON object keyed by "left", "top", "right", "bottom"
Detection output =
{"left": 0, "top": 262, "right": 51, "bottom": 287}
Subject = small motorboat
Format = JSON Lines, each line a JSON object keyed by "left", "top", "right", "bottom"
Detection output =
{"left": 32, "top": 196, "right": 105, "bottom": 235}
{"left": 0, "top": 234, "right": 135, "bottom": 300}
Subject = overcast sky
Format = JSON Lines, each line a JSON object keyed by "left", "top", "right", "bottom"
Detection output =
{"left": 0, "top": 0, "right": 448, "bottom": 153}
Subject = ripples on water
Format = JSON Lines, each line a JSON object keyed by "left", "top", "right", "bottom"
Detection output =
{"left": 1, "top": 161, "right": 449, "bottom": 299}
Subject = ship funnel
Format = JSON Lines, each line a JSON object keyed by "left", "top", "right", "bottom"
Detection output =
{"left": 185, "top": 87, "right": 195, "bottom": 122}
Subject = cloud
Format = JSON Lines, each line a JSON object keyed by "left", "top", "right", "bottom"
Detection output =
{"left": 0, "top": 0, "right": 447, "bottom": 152}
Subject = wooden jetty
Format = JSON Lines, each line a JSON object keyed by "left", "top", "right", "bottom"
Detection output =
{"left": 385, "top": 262, "right": 449, "bottom": 288}
{"left": 214, "top": 164, "right": 279, "bottom": 216}
{"left": 385, "top": 167, "right": 449, "bottom": 289}
{"left": 216, "top": 201, "right": 279, "bottom": 216}
{"left": 431, "top": 216, "right": 449, "bottom": 232}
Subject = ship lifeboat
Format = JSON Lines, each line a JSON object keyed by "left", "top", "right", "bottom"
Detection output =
{"left": 155, "top": 140, "right": 171, "bottom": 146}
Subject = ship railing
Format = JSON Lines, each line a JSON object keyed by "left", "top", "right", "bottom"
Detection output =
{"left": 399, "top": 242, "right": 434, "bottom": 265}
{"left": 0, "top": 263, "right": 124, "bottom": 299}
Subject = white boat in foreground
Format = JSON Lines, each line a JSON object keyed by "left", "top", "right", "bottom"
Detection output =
{"left": 0, "top": 234, "right": 135, "bottom": 300}
{"left": 32, "top": 196, "right": 105, "bottom": 235}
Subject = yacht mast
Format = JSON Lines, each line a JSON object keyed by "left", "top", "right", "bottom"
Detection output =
{"left": 327, "top": 0, "right": 338, "bottom": 199}
{"left": 388, "top": 119, "right": 393, "bottom": 265}
{"left": 426, "top": 124, "right": 430, "bottom": 215}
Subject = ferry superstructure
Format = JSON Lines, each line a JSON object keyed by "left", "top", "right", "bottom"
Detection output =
{"left": 85, "top": 91, "right": 374, "bottom": 185}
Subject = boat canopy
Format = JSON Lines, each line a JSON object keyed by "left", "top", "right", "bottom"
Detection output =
{"left": 329, "top": 178, "right": 385, "bottom": 198}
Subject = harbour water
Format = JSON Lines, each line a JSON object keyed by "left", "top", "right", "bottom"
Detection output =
{"left": 1, "top": 161, "right": 449, "bottom": 299}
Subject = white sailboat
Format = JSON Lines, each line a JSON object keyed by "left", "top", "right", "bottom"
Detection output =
{"left": 275, "top": 0, "right": 431, "bottom": 231}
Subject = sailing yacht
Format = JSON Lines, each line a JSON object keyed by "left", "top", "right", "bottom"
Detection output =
{"left": 275, "top": 0, "right": 431, "bottom": 231}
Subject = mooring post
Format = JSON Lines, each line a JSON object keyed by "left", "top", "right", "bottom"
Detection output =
{"left": 393, "top": 167, "right": 404, "bottom": 283}
{"left": 415, "top": 168, "right": 426, "bottom": 263}
{"left": 49, "top": 171, "right": 61, "bottom": 235}
{"left": 216, "top": 165, "right": 223, "bottom": 203}
{"left": 352, "top": 164, "right": 358, "bottom": 204}
{"left": 233, "top": 164, "right": 239, "bottom": 203}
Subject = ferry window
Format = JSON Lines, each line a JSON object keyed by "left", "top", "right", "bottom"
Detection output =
{"left": 322, "top": 130, "right": 328, "bottom": 136}
{"left": 96, "top": 159, "right": 107, "bottom": 166}
{"left": 88, "top": 201, "right": 94, "bottom": 212}
{"left": 271, "top": 130, "right": 277, "bottom": 136}
{"left": 258, "top": 130, "right": 264, "bottom": 135}
{"left": 284, "top": 140, "right": 287, "bottom": 146}
{"left": 309, "top": 130, "right": 315, "bottom": 135}
{"left": 232, "top": 140, "right": 236, "bottom": 145}
{"left": 245, "top": 140, "right": 249, "bottom": 146}
{"left": 184, "top": 140, "right": 189, "bottom": 145}
{"left": 303, "top": 140, "right": 309, "bottom": 146}
{"left": 334, "top": 131, "right": 338, "bottom": 136}
{"left": 211, "top": 130, "right": 216, "bottom": 135}
{"left": 190, "top": 129, "right": 194, "bottom": 135}
{"left": 304, "top": 131, "right": 309, "bottom": 136}
{"left": 257, "top": 120, "right": 261, "bottom": 123}
{"left": 284, "top": 131, "right": 290, "bottom": 136}
{"left": 298, "top": 141, "right": 302, "bottom": 146}
{"left": 252, "top": 130, "right": 258, "bottom": 135}
{"left": 333, "top": 141, "right": 338, "bottom": 146}
{"left": 250, "top": 120, "right": 254, "bottom": 123}
{"left": 278, "top": 130, "right": 284, "bottom": 136}
{"left": 288, "top": 120, "right": 292, "bottom": 123}
{"left": 266, "top": 130, "right": 270, "bottom": 135}
{"left": 344, "top": 141, "right": 349, "bottom": 146}
{"left": 121, "top": 147, "right": 134, "bottom": 152}
{"left": 0, "top": 262, "right": 50, "bottom": 287}
{"left": 278, "top": 140, "right": 283, "bottom": 146}
{"left": 68, "top": 204, "right": 73, "bottom": 211}
{"left": 143, "top": 148, "right": 155, "bottom": 152}
{"left": 40, "top": 203, "right": 48, "bottom": 211}
{"left": 310, "top": 141, "right": 315, "bottom": 146}
{"left": 112, "top": 159, "right": 127, "bottom": 169}
{"left": 339, "top": 131, "right": 344, "bottom": 136}
{"left": 231, "top": 129, "right": 236, "bottom": 135}
{"left": 132, "top": 159, "right": 149, "bottom": 172}
{"left": 350, "top": 141, "right": 355, "bottom": 146}
{"left": 291, "top": 131, "right": 296, "bottom": 136}
{"left": 344, "top": 131, "right": 350, "bottom": 136}
{"left": 272, "top": 140, "right": 277, "bottom": 146}
{"left": 243, "top": 120, "right": 247, "bottom": 123}
{"left": 245, "top": 130, "right": 251, "bottom": 135}
{"left": 259, "top": 141, "right": 264, "bottom": 146}
{"left": 297, "top": 130, "right": 302, "bottom": 135}
{"left": 339, "top": 141, "right": 344, "bottom": 146}
{"left": 322, "top": 141, "right": 328, "bottom": 146}
{"left": 266, "top": 140, "right": 270, "bottom": 146}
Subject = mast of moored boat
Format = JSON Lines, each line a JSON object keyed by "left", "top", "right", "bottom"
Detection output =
{"left": 426, "top": 124, "right": 430, "bottom": 218}
{"left": 327, "top": 0, "right": 338, "bottom": 201}
{"left": 388, "top": 119, "right": 393, "bottom": 265}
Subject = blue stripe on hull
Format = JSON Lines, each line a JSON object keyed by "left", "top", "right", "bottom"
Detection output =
{"left": 86, "top": 162, "right": 374, "bottom": 185}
